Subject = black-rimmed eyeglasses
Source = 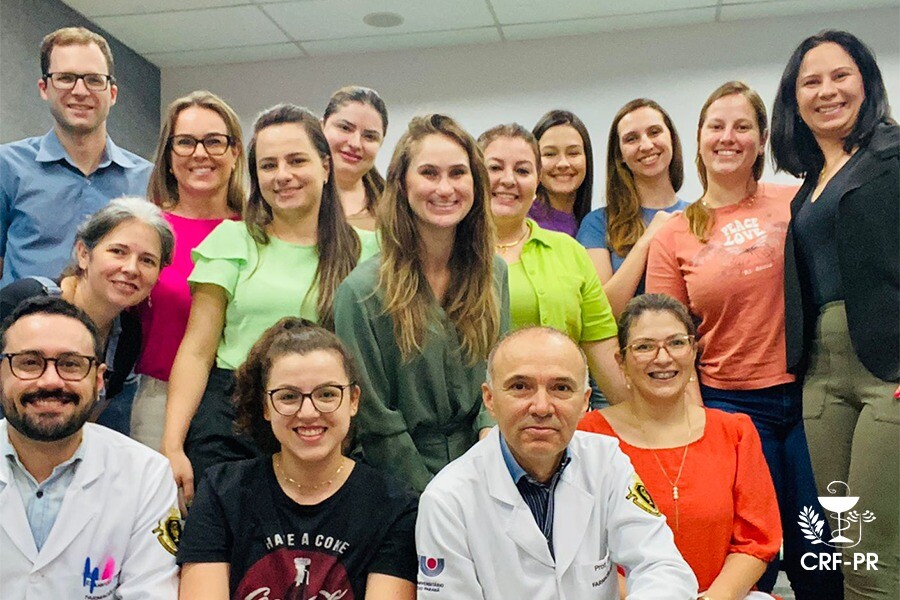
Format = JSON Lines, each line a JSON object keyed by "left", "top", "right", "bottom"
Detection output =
{"left": 267, "top": 383, "right": 355, "bottom": 416}
{"left": 168, "top": 134, "right": 234, "bottom": 157}
{"left": 43, "top": 72, "right": 115, "bottom": 91}
{"left": 1, "top": 351, "right": 98, "bottom": 381}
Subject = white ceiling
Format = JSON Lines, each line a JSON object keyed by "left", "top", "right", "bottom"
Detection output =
{"left": 61, "top": 0, "right": 900, "bottom": 68}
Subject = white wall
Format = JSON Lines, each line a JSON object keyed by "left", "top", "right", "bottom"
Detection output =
{"left": 162, "top": 7, "right": 900, "bottom": 206}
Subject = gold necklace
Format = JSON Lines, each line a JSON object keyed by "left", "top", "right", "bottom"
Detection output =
{"left": 275, "top": 454, "right": 345, "bottom": 492}
{"left": 636, "top": 407, "right": 692, "bottom": 532}
{"left": 495, "top": 225, "right": 530, "bottom": 254}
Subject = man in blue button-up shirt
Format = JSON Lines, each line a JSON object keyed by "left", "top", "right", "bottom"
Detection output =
{"left": 0, "top": 27, "right": 151, "bottom": 287}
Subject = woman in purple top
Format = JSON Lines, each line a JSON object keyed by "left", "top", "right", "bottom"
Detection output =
{"left": 527, "top": 110, "right": 594, "bottom": 237}
{"left": 577, "top": 99, "right": 689, "bottom": 316}
{"left": 130, "top": 91, "right": 245, "bottom": 449}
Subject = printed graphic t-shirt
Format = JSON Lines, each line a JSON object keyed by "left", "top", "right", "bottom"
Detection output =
{"left": 177, "top": 457, "right": 418, "bottom": 599}
{"left": 646, "top": 183, "right": 797, "bottom": 390}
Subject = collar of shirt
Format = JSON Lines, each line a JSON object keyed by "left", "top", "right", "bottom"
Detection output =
{"left": 35, "top": 129, "right": 138, "bottom": 170}
{"left": 522, "top": 218, "right": 557, "bottom": 251}
{"left": 499, "top": 432, "right": 571, "bottom": 487}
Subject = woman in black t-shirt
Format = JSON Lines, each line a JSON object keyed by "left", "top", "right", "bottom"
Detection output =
{"left": 177, "top": 318, "right": 418, "bottom": 600}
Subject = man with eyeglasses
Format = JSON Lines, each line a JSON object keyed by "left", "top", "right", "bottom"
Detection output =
{"left": 0, "top": 297, "right": 178, "bottom": 599}
{"left": 416, "top": 326, "right": 697, "bottom": 599}
{"left": 0, "top": 26, "right": 152, "bottom": 286}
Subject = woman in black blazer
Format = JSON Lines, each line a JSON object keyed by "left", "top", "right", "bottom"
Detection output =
{"left": 772, "top": 30, "right": 898, "bottom": 600}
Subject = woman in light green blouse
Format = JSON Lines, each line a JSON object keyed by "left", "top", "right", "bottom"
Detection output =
{"left": 478, "top": 123, "right": 627, "bottom": 406}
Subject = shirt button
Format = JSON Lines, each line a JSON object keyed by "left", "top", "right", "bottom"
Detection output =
{"left": 36, "top": 490, "right": 44, "bottom": 499}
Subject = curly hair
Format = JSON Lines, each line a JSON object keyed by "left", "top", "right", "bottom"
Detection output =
{"left": 376, "top": 114, "right": 500, "bottom": 364}
{"left": 233, "top": 317, "right": 360, "bottom": 454}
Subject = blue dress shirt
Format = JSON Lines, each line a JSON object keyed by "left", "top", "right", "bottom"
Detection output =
{"left": 2, "top": 431, "right": 85, "bottom": 551}
{"left": 0, "top": 130, "right": 152, "bottom": 286}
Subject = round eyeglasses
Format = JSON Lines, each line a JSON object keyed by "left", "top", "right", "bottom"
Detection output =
{"left": 168, "top": 134, "right": 233, "bottom": 157}
{"left": 44, "top": 72, "right": 114, "bottom": 91}
{"left": 267, "top": 383, "right": 355, "bottom": 416}
{"left": 624, "top": 335, "right": 696, "bottom": 361}
{"left": 1, "top": 351, "right": 98, "bottom": 381}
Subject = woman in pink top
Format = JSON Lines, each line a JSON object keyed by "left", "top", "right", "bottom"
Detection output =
{"left": 130, "top": 91, "right": 245, "bottom": 449}
{"left": 646, "top": 81, "right": 840, "bottom": 600}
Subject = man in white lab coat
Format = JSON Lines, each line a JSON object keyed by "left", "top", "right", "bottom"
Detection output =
{"left": 0, "top": 297, "right": 179, "bottom": 599}
{"left": 416, "top": 326, "right": 697, "bottom": 599}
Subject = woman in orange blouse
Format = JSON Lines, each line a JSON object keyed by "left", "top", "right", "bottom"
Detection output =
{"left": 579, "top": 294, "right": 781, "bottom": 600}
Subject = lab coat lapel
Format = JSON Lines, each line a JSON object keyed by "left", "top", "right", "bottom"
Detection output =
{"left": 551, "top": 463, "right": 594, "bottom": 575}
{"left": 33, "top": 430, "right": 103, "bottom": 570}
{"left": 484, "top": 431, "right": 554, "bottom": 568}
{"left": 0, "top": 461, "right": 38, "bottom": 562}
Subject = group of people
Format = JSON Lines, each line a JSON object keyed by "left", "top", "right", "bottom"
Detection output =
{"left": 0, "top": 22, "right": 896, "bottom": 600}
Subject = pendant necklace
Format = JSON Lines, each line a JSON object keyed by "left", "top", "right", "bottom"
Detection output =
{"left": 275, "top": 454, "right": 345, "bottom": 492}
{"left": 495, "top": 225, "right": 530, "bottom": 254}
{"left": 638, "top": 408, "right": 692, "bottom": 532}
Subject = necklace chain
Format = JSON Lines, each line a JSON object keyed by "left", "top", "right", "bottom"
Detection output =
{"left": 275, "top": 454, "right": 345, "bottom": 492}
{"left": 495, "top": 225, "right": 530, "bottom": 253}
{"left": 636, "top": 407, "right": 692, "bottom": 532}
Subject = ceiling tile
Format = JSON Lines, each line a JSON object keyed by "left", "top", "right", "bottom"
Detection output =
{"left": 490, "top": 0, "right": 713, "bottom": 25}
{"left": 62, "top": 0, "right": 245, "bottom": 17}
{"left": 502, "top": 7, "right": 716, "bottom": 40}
{"left": 303, "top": 27, "right": 500, "bottom": 56}
{"left": 93, "top": 6, "right": 289, "bottom": 54}
{"left": 720, "top": 0, "right": 899, "bottom": 20}
{"left": 145, "top": 43, "right": 304, "bottom": 68}
{"left": 261, "top": 0, "right": 495, "bottom": 41}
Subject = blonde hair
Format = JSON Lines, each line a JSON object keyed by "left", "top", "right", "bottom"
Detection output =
{"left": 147, "top": 91, "right": 246, "bottom": 215}
{"left": 686, "top": 81, "right": 768, "bottom": 242}
{"left": 377, "top": 114, "right": 500, "bottom": 363}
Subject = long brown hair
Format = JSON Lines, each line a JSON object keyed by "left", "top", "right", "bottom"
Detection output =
{"left": 605, "top": 99, "right": 684, "bottom": 255}
{"left": 685, "top": 81, "right": 768, "bottom": 242}
{"left": 377, "top": 114, "right": 500, "bottom": 364}
{"left": 147, "top": 90, "right": 246, "bottom": 215}
{"left": 323, "top": 86, "right": 389, "bottom": 215}
{"left": 246, "top": 104, "right": 362, "bottom": 330}
{"left": 532, "top": 110, "right": 594, "bottom": 226}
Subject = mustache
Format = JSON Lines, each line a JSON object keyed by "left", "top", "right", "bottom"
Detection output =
{"left": 20, "top": 389, "right": 80, "bottom": 405}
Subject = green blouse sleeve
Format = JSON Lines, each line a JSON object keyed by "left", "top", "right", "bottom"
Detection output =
{"left": 333, "top": 265, "right": 435, "bottom": 492}
{"left": 575, "top": 242, "right": 617, "bottom": 342}
{"left": 188, "top": 220, "right": 251, "bottom": 300}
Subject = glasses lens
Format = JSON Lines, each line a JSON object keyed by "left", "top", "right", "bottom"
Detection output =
{"left": 201, "top": 135, "right": 230, "bottom": 155}
{"left": 665, "top": 336, "right": 691, "bottom": 355}
{"left": 9, "top": 352, "right": 46, "bottom": 379}
{"left": 82, "top": 74, "right": 108, "bottom": 90}
{"left": 311, "top": 386, "right": 344, "bottom": 413}
{"left": 51, "top": 73, "right": 77, "bottom": 89}
{"left": 55, "top": 353, "right": 93, "bottom": 380}
{"left": 271, "top": 389, "right": 300, "bottom": 414}
{"left": 170, "top": 136, "right": 198, "bottom": 156}
{"left": 630, "top": 341, "right": 659, "bottom": 357}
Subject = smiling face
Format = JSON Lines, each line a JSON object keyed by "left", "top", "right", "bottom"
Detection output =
{"left": 0, "top": 314, "right": 104, "bottom": 442}
{"left": 170, "top": 106, "right": 238, "bottom": 201}
{"left": 618, "top": 310, "right": 697, "bottom": 404}
{"left": 484, "top": 136, "right": 539, "bottom": 224}
{"left": 538, "top": 124, "right": 586, "bottom": 199}
{"left": 699, "top": 94, "right": 766, "bottom": 184}
{"left": 264, "top": 350, "right": 359, "bottom": 465}
{"left": 796, "top": 42, "right": 866, "bottom": 144}
{"left": 405, "top": 133, "right": 475, "bottom": 235}
{"left": 255, "top": 123, "right": 330, "bottom": 219}
{"left": 38, "top": 43, "right": 117, "bottom": 135}
{"left": 323, "top": 101, "right": 385, "bottom": 181}
{"left": 618, "top": 106, "right": 673, "bottom": 183}
{"left": 76, "top": 219, "right": 163, "bottom": 310}
{"left": 483, "top": 329, "right": 590, "bottom": 481}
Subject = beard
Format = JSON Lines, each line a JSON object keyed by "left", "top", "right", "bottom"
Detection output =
{"left": 1, "top": 386, "right": 97, "bottom": 442}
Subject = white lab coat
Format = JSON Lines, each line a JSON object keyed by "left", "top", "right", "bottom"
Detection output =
{"left": 416, "top": 428, "right": 698, "bottom": 599}
{"left": 0, "top": 422, "right": 179, "bottom": 600}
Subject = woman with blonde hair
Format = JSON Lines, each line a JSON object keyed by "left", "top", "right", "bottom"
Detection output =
{"left": 334, "top": 114, "right": 509, "bottom": 492}
{"left": 577, "top": 99, "right": 690, "bottom": 316}
{"left": 131, "top": 90, "right": 245, "bottom": 449}
{"left": 646, "top": 81, "right": 840, "bottom": 598}
{"left": 322, "top": 86, "right": 388, "bottom": 230}
{"left": 162, "top": 104, "right": 378, "bottom": 504}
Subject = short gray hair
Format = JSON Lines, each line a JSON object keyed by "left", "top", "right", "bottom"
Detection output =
{"left": 66, "top": 196, "right": 174, "bottom": 277}
{"left": 485, "top": 326, "right": 590, "bottom": 390}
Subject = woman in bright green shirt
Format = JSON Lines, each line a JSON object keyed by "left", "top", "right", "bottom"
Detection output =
{"left": 478, "top": 124, "right": 628, "bottom": 406}
{"left": 163, "top": 105, "right": 376, "bottom": 503}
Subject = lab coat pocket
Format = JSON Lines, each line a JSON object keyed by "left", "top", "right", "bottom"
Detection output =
{"left": 576, "top": 550, "right": 613, "bottom": 591}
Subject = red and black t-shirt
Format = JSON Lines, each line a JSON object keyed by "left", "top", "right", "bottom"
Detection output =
{"left": 177, "top": 457, "right": 418, "bottom": 599}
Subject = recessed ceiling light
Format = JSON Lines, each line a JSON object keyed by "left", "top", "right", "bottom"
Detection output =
{"left": 363, "top": 12, "right": 404, "bottom": 28}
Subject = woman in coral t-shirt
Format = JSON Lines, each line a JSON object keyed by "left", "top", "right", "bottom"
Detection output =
{"left": 645, "top": 81, "right": 840, "bottom": 599}
{"left": 579, "top": 294, "right": 780, "bottom": 599}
